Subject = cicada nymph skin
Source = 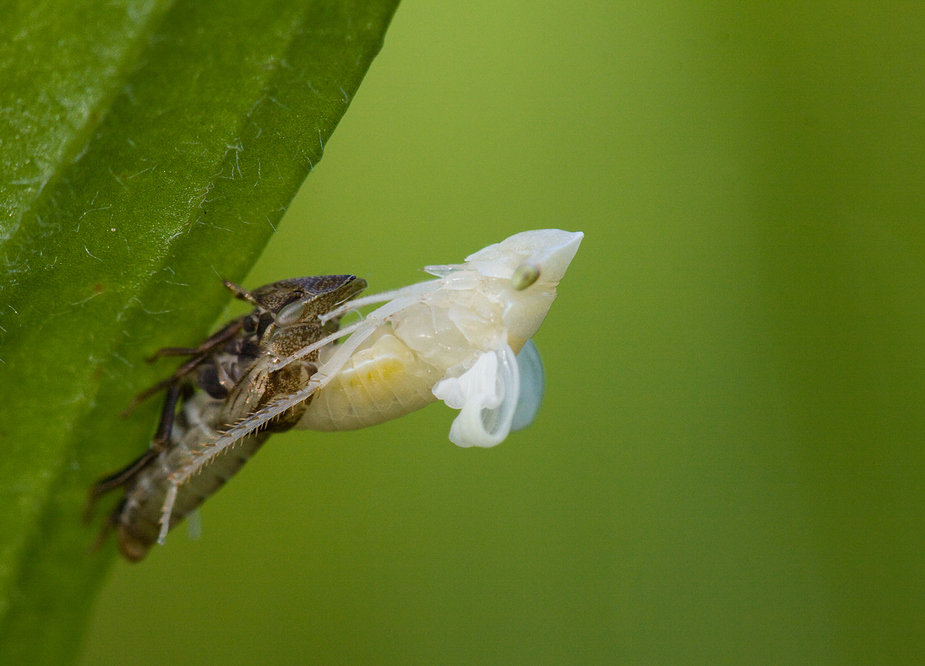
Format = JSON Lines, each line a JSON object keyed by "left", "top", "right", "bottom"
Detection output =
{"left": 89, "top": 275, "right": 366, "bottom": 561}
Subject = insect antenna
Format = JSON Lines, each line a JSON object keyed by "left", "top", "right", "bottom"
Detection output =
{"left": 222, "top": 279, "right": 260, "bottom": 305}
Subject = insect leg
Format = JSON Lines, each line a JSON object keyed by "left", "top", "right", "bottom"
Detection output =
{"left": 87, "top": 510, "right": 119, "bottom": 553}
{"left": 150, "top": 382, "right": 189, "bottom": 449}
{"left": 119, "top": 355, "right": 202, "bottom": 416}
{"left": 88, "top": 451, "right": 153, "bottom": 497}
{"left": 199, "top": 320, "right": 382, "bottom": 468}
{"left": 87, "top": 381, "right": 183, "bottom": 509}
{"left": 85, "top": 450, "right": 158, "bottom": 521}
{"left": 120, "top": 320, "right": 246, "bottom": 418}
{"left": 146, "top": 318, "right": 244, "bottom": 361}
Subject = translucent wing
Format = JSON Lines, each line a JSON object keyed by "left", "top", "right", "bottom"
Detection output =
{"left": 511, "top": 339, "right": 545, "bottom": 432}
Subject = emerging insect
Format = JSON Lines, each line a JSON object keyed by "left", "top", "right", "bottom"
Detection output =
{"left": 292, "top": 228, "right": 585, "bottom": 445}
{"left": 90, "top": 229, "right": 582, "bottom": 560}
{"left": 89, "top": 275, "right": 366, "bottom": 561}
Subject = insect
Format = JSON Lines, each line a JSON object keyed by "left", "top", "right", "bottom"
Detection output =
{"left": 88, "top": 274, "right": 366, "bottom": 561}
{"left": 90, "top": 229, "right": 582, "bottom": 560}
{"left": 292, "top": 228, "right": 585, "bottom": 444}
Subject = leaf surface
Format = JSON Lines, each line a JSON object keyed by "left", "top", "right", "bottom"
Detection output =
{"left": 0, "top": 1, "right": 399, "bottom": 662}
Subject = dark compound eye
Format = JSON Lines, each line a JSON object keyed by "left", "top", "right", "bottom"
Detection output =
{"left": 242, "top": 314, "right": 259, "bottom": 334}
{"left": 197, "top": 364, "right": 229, "bottom": 399}
{"left": 256, "top": 312, "right": 275, "bottom": 338}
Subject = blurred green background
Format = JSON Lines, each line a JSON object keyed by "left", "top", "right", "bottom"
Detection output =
{"left": 80, "top": 2, "right": 925, "bottom": 664}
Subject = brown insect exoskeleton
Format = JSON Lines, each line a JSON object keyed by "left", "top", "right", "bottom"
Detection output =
{"left": 88, "top": 274, "right": 366, "bottom": 561}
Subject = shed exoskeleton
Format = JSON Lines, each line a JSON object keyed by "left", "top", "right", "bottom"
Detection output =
{"left": 89, "top": 274, "right": 366, "bottom": 561}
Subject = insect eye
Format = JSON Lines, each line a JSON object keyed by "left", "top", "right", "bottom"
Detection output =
{"left": 242, "top": 314, "right": 259, "bottom": 334}
{"left": 511, "top": 262, "right": 541, "bottom": 291}
{"left": 276, "top": 300, "right": 306, "bottom": 327}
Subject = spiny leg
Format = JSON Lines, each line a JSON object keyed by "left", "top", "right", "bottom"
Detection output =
{"left": 146, "top": 317, "right": 244, "bottom": 362}
{"left": 151, "top": 382, "right": 188, "bottom": 449}
{"left": 86, "top": 502, "right": 123, "bottom": 553}
{"left": 119, "top": 355, "right": 202, "bottom": 416}
{"left": 121, "top": 319, "right": 245, "bottom": 418}
{"left": 87, "top": 384, "right": 184, "bottom": 508}
{"left": 85, "top": 450, "right": 157, "bottom": 522}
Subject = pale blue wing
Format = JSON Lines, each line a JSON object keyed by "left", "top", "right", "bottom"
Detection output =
{"left": 511, "top": 339, "right": 545, "bottom": 432}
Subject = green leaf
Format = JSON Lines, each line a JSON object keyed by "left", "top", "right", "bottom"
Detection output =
{"left": 0, "top": 0, "right": 399, "bottom": 662}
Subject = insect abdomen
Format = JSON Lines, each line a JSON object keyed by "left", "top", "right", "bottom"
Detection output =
{"left": 297, "top": 331, "right": 443, "bottom": 431}
{"left": 115, "top": 397, "right": 269, "bottom": 561}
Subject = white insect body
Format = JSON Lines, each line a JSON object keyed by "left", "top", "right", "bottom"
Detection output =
{"left": 156, "top": 229, "right": 583, "bottom": 546}
{"left": 298, "top": 228, "right": 584, "bottom": 444}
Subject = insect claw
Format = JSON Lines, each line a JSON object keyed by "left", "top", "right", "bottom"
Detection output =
{"left": 146, "top": 348, "right": 188, "bottom": 362}
{"left": 87, "top": 449, "right": 158, "bottom": 509}
{"left": 121, "top": 377, "right": 173, "bottom": 416}
{"left": 82, "top": 491, "right": 101, "bottom": 526}
{"left": 119, "top": 402, "right": 139, "bottom": 418}
{"left": 87, "top": 514, "right": 118, "bottom": 555}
